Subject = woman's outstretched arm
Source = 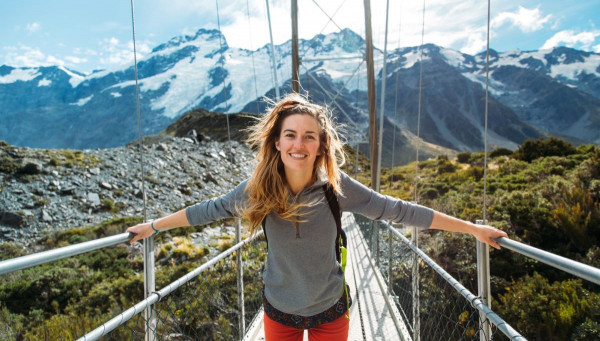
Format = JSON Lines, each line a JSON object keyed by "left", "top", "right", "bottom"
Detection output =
{"left": 126, "top": 209, "right": 190, "bottom": 244}
{"left": 429, "top": 211, "right": 508, "bottom": 249}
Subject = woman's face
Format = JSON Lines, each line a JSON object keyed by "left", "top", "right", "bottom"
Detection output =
{"left": 275, "top": 113, "right": 322, "bottom": 175}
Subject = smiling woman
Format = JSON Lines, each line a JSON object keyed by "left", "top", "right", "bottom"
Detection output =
{"left": 125, "top": 92, "right": 508, "bottom": 341}
{"left": 276, "top": 113, "right": 324, "bottom": 192}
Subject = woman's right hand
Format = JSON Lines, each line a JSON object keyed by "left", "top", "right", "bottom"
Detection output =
{"left": 126, "top": 222, "right": 154, "bottom": 244}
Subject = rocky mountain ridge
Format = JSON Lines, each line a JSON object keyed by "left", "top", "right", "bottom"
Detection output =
{"left": 1, "top": 28, "right": 599, "bottom": 164}
{"left": 0, "top": 136, "right": 254, "bottom": 244}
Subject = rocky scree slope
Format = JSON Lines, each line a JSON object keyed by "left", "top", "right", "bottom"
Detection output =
{"left": 0, "top": 137, "right": 254, "bottom": 244}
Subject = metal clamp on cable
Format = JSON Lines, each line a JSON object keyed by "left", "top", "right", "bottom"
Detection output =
{"left": 151, "top": 291, "right": 162, "bottom": 302}
{"left": 470, "top": 295, "right": 482, "bottom": 309}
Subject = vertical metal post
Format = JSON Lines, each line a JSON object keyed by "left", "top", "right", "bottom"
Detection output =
{"left": 476, "top": 219, "right": 491, "bottom": 341}
{"left": 363, "top": 0, "right": 378, "bottom": 191}
{"left": 388, "top": 224, "right": 393, "bottom": 293}
{"left": 375, "top": 221, "right": 380, "bottom": 266}
{"left": 291, "top": 0, "right": 300, "bottom": 92}
{"left": 143, "top": 235, "right": 156, "bottom": 341}
{"left": 236, "top": 218, "right": 245, "bottom": 338}
{"left": 412, "top": 226, "right": 420, "bottom": 341}
{"left": 355, "top": 142, "right": 360, "bottom": 179}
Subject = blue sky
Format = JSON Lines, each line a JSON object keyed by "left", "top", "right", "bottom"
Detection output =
{"left": 1, "top": 0, "right": 598, "bottom": 74}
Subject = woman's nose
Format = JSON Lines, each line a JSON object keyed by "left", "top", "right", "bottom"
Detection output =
{"left": 294, "top": 137, "right": 304, "bottom": 148}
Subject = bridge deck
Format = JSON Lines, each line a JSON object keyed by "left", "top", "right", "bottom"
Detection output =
{"left": 244, "top": 213, "right": 411, "bottom": 340}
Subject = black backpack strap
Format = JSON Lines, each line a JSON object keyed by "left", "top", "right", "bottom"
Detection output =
{"left": 261, "top": 217, "right": 269, "bottom": 246}
{"left": 323, "top": 184, "right": 345, "bottom": 262}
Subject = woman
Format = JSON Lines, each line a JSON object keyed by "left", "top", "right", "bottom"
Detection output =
{"left": 127, "top": 93, "right": 508, "bottom": 340}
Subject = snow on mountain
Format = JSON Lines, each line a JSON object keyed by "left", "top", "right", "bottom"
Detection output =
{"left": 0, "top": 27, "right": 598, "bottom": 153}
{"left": 547, "top": 50, "right": 600, "bottom": 81}
{"left": 38, "top": 78, "right": 51, "bottom": 86}
{"left": 0, "top": 67, "right": 40, "bottom": 83}
{"left": 70, "top": 94, "right": 93, "bottom": 106}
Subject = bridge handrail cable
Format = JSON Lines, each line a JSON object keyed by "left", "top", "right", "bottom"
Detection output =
{"left": 496, "top": 237, "right": 600, "bottom": 286}
{"left": 383, "top": 221, "right": 527, "bottom": 340}
{"left": 78, "top": 231, "right": 262, "bottom": 341}
{"left": 0, "top": 232, "right": 135, "bottom": 276}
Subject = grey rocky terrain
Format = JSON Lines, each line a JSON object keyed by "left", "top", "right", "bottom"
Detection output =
{"left": 0, "top": 136, "right": 255, "bottom": 245}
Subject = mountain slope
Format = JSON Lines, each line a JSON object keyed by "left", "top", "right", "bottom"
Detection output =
{"left": 0, "top": 28, "right": 599, "bottom": 163}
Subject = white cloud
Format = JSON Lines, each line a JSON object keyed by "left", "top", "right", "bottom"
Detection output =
{"left": 2, "top": 44, "right": 65, "bottom": 68}
{"left": 65, "top": 56, "right": 87, "bottom": 64}
{"left": 541, "top": 30, "right": 600, "bottom": 51}
{"left": 460, "top": 28, "right": 488, "bottom": 55}
{"left": 594, "top": 44, "right": 600, "bottom": 53}
{"left": 97, "top": 37, "right": 152, "bottom": 69}
{"left": 492, "top": 6, "right": 551, "bottom": 33}
{"left": 26, "top": 22, "right": 41, "bottom": 34}
{"left": 46, "top": 55, "right": 65, "bottom": 65}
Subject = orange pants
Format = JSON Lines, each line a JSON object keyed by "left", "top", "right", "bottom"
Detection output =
{"left": 264, "top": 311, "right": 349, "bottom": 341}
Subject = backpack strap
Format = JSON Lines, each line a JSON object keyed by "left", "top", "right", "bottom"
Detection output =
{"left": 322, "top": 184, "right": 345, "bottom": 263}
{"left": 261, "top": 216, "right": 269, "bottom": 246}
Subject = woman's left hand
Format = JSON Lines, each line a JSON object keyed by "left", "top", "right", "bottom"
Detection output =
{"left": 472, "top": 224, "right": 508, "bottom": 250}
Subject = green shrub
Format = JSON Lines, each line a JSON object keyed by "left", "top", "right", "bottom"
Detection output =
{"left": 513, "top": 137, "right": 576, "bottom": 162}
{"left": 489, "top": 147, "right": 513, "bottom": 158}
{"left": 456, "top": 152, "right": 471, "bottom": 164}
{"left": 0, "top": 155, "right": 19, "bottom": 174}
{"left": 496, "top": 273, "right": 599, "bottom": 341}
{"left": 101, "top": 198, "right": 114, "bottom": 212}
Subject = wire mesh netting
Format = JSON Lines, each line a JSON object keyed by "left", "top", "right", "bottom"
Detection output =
{"left": 104, "top": 236, "right": 266, "bottom": 340}
{"left": 354, "top": 214, "right": 511, "bottom": 341}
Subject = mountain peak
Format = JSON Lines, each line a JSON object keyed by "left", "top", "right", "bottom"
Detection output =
{"left": 545, "top": 46, "right": 592, "bottom": 65}
{"left": 152, "top": 28, "right": 227, "bottom": 54}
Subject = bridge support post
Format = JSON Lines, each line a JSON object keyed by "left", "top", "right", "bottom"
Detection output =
{"left": 476, "top": 219, "right": 492, "bottom": 341}
{"left": 143, "top": 233, "right": 156, "bottom": 341}
{"left": 236, "top": 218, "right": 245, "bottom": 338}
{"left": 412, "top": 226, "right": 420, "bottom": 341}
{"left": 388, "top": 224, "right": 393, "bottom": 293}
{"left": 375, "top": 221, "right": 380, "bottom": 266}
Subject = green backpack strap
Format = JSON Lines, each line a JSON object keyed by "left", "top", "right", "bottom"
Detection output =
{"left": 322, "top": 184, "right": 345, "bottom": 269}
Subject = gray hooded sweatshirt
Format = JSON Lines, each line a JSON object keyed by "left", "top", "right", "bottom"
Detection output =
{"left": 186, "top": 171, "right": 433, "bottom": 316}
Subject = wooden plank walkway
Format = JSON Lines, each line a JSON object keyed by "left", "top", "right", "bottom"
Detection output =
{"left": 244, "top": 213, "right": 411, "bottom": 341}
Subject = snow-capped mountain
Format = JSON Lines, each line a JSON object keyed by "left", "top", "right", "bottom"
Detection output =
{"left": 0, "top": 28, "right": 598, "bottom": 160}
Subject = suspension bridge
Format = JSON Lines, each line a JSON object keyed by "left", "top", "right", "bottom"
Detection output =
{"left": 1, "top": 0, "right": 599, "bottom": 340}
{"left": 1, "top": 207, "right": 598, "bottom": 340}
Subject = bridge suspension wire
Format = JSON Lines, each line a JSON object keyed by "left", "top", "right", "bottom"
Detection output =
{"left": 311, "top": 0, "right": 345, "bottom": 32}
{"left": 390, "top": 2, "right": 403, "bottom": 186}
{"left": 375, "top": 0, "right": 390, "bottom": 192}
{"left": 265, "top": 0, "right": 280, "bottom": 100}
{"left": 300, "top": 0, "right": 358, "bottom": 65}
{"left": 246, "top": 0, "right": 260, "bottom": 113}
{"left": 215, "top": 0, "right": 234, "bottom": 163}
{"left": 129, "top": 2, "right": 156, "bottom": 340}
{"left": 302, "top": 64, "right": 364, "bottom": 134}
{"left": 325, "top": 60, "right": 365, "bottom": 108}
{"left": 412, "top": 1, "right": 427, "bottom": 340}
{"left": 414, "top": 0, "right": 426, "bottom": 205}
{"left": 483, "top": 0, "right": 491, "bottom": 222}
{"left": 129, "top": 0, "right": 146, "bottom": 225}
{"left": 476, "top": 2, "right": 494, "bottom": 341}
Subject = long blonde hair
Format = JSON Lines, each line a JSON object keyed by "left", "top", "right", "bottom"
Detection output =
{"left": 243, "top": 93, "right": 346, "bottom": 234}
